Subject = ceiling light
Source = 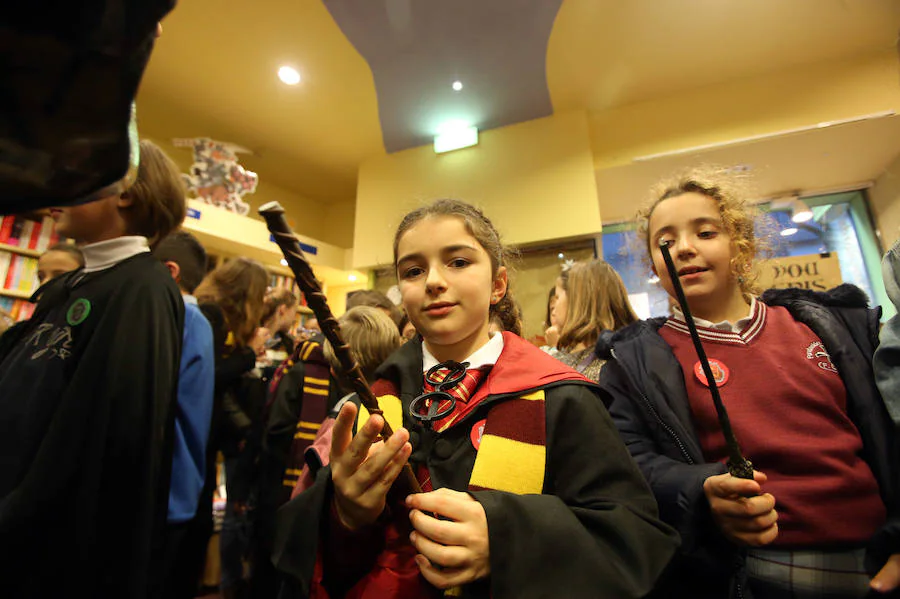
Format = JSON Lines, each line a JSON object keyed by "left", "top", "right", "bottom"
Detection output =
{"left": 280, "top": 259, "right": 288, "bottom": 266}
{"left": 348, "top": 274, "right": 358, "bottom": 282}
{"left": 434, "top": 122, "right": 478, "bottom": 154}
{"left": 452, "top": 80, "right": 463, "bottom": 91}
{"left": 557, "top": 253, "right": 564, "bottom": 259}
{"left": 791, "top": 199, "right": 813, "bottom": 223}
{"left": 278, "top": 66, "right": 301, "bottom": 85}
{"left": 648, "top": 275, "right": 660, "bottom": 284}
{"left": 781, "top": 227, "right": 798, "bottom": 237}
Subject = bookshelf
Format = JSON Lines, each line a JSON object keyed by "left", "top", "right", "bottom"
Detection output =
{"left": 0, "top": 213, "right": 60, "bottom": 322}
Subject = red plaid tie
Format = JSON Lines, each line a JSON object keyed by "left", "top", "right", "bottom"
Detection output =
{"left": 417, "top": 364, "right": 491, "bottom": 491}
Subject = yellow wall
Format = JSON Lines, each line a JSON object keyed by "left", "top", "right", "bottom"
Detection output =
{"left": 146, "top": 139, "right": 355, "bottom": 249}
{"left": 870, "top": 152, "right": 900, "bottom": 248}
{"left": 353, "top": 111, "right": 601, "bottom": 268}
{"left": 589, "top": 50, "right": 900, "bottom": 168}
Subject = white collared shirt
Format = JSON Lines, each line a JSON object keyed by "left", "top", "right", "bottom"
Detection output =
{"left": 422, "top": 332, "right": 505, "bottom": 373}
{"left": 672, "top": 297, "right": 758, "bottom": 334}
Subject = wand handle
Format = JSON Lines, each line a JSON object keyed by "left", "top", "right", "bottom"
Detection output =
{"left": 259, "top": 201, "right": 421, "bottom": 494}
{"left": 659, "top": 243, "right": 754, "bottom": 480}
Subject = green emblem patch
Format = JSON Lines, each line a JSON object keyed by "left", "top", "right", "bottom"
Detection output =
{"left": 66, "top": 298, "right": 91, "bottom": 326}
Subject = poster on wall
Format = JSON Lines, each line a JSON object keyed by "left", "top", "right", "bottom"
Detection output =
{"left": 176, "top": 137, "right": 258, "bottom": 216}
{"left": 756, "top": 252, "right": 843, "bottom": 292}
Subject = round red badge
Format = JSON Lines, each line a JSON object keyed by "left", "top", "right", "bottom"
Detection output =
{"left": 470, "top": 419, "right": 487, "bottom": 450}
{"left": 694, "top": 359, "right": 730, "bottom": 387}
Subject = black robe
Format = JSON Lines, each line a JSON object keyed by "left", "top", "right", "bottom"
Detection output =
{"left": 0, "top": 253, "right": 183, "bottom": 598}
{"left": 273, "top": 334, "right": 680, "bottom": 599}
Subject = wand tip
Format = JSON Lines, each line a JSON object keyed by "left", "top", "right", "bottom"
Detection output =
{"left": 259, "top": 201, "right": 284, "bottom": 214}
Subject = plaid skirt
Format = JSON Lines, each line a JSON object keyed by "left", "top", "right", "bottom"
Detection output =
{"left": 746, "top": 547, "right": 878, "bottom": 599}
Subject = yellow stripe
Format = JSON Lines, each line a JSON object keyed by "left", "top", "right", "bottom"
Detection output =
{"left": 298, "top": 421, "right": 321, "bottom": 430}
{"left": 283, "top": 479, "right": 298, "bottom": 488}
{"left": 294, "top": 431, "right": 317, "bottom": 440}
{"left": 304, "top": 376, "right": 329, "bottom": 385}
{"left": 358, "top": 394, "right": 403, "bottom": 431}
{"left": 519, "top": 389, "right": 545, "bottom": 401}
{"left": 469, "top": 435, "right": 545, "bottom": 495}
{"left": 306, "top": 387, "right": 329, "bottom": 396}
{"left": 284, "top": 469, "right": 304, "bottom": 476}
{"left": 301, "top": 342, "right": 317, "bottom": 360}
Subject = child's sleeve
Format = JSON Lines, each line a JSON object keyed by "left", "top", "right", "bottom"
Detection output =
{"left": 471, "top": 384, "right": 680, "bottom": 599}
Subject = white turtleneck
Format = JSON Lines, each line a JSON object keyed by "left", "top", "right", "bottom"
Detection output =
{"left": 80, "top": 236, "right": 150, "bottom": 274}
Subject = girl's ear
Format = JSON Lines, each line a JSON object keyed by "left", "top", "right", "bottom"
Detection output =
{"left": 491, "top": 267, "right": 508, "bottom": 305}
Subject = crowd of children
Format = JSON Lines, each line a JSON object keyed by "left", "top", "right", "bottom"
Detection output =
{"left": 0, "top": 140, "right": 899, "bottom": 599}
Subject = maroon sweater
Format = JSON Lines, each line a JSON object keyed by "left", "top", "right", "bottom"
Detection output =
{"left": 659, "top": 302, "right": 885, "bottom": 547}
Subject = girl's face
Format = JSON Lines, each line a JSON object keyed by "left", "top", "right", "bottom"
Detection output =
{"left": 37, "top": 250, "right": 81, "bottom": 285}
{"left": 648, "top": 192, "right": 740, "bottom": 313}
{"left": 551, "top": 283, "right": 567, "bottom": 328}
{"left": 396, "top": 215, "right": 507, "bottom": 362}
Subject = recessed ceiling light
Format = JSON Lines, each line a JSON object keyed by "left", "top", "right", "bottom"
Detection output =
{"left": 452, "top": 80, "right": 463, "bottom": 91}
{"left": 557, "top": 253, "right": 564, "bottom": 259}
{"left": 781, "top": 227, "right": 798, "bottom": 237}
{"left": 348, "top": 274, "right": 358, "bottom": 282}
{"left": 280, "top": 259, "right": 288, "bottom": 266}
{"left": 278, "top": 66, "right": 301, "bottom": 85}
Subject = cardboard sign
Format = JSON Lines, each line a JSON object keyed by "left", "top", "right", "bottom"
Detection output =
{"left": 757, "top": 252, "right": 843, "bottom": 292}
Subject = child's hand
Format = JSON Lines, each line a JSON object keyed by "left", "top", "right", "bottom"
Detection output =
{"left": 871, "top": 553, "right": 900, "bottom": 593}
{"left": 703, "top": 470, "right": 778, "bottom": 547}
{"left": 544, "top": 325, "right": 559, "bottom": 348}
{"left": 330, "top": 402, "right": 412, "bottom": 530}
{"left": 406, "top": 488, "right": 490, "bottom": 589}
{"left": 249, "top": 327, "right": 272, "bottom": 355}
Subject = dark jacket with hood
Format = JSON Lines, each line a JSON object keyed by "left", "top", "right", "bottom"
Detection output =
{"left": 596, "top": 285, "right": 900, "bottom": 598}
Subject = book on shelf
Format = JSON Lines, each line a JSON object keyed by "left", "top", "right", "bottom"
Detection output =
{"left": 0, "top": 215, "right": 59, "bottom": 251}
{"left": 0, "top": 297, "right": 35, "bottom": 322}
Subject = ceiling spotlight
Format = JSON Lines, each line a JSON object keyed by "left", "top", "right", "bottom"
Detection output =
{"left": 452, "top": 80, "right": 463, "bottom": 91}
{"left": 791, "top": 199, "right": 813, "bottom": 223}
{"left": 558, "top": 253, "right": 564, "bottom": 259}
{"left": 348, "top": 274, "right": 358, "bottom": 282}
{"left": 280, "top": 259, "right": 288, "bottom": 266}
{"left": 781, "top": 227, "right": 798, "bottom": 237}
{"left": 278, "top": 66, "right": 301, "bottom": 85}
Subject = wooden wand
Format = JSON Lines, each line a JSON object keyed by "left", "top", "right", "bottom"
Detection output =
{"left": 259, "top": 201, "right": 421, "bottom": 494}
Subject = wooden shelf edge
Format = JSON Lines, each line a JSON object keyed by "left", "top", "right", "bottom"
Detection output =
{"left": 0, "top": 243, "right": 41, "bottom": 258}
{"left": 0, "top": 288, "right": 33, "bottom": 299}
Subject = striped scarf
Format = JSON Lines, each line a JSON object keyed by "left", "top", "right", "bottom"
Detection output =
{"left": 364, "top": 378, "right": 547, "bottom": 495}
{"left": 267, "top": 339, "right": 333, "bottom": 496}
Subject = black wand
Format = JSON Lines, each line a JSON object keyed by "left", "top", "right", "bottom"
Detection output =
{"left": 259, "top": 201, "right": 422, "bottom": 494}
{"left": 659, "top": 242, "right": 754, "bottom": 480}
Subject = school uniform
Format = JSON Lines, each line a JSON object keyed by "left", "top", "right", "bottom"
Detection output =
{"left": 0, "top": 237, "right": 183, "bottom": 598}
{"left": 597, "top": 285, "right": 900, "bottom": 599}
{"left": 272, "top": 331, "right": 679, "bottom": 599}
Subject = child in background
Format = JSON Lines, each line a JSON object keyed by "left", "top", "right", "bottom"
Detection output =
{"left": 154, "top": 230, "right": 216, "bottom": 599}
{"left": 273, "top": 199, "right": 677, "bottom": 599}
{"left": 37, "top": 242, "right": 84, "bottom": 286}
{"left": 0, "top": 139, "right": 186, "bottom": 598}
{"left": 346, "top": 288, "right": 404, "bottom": 331}
{"left": 262, "top": 288, "right": 300, "bottom": 356}
{"left": 552, "top": 260, "right": 638, "bottom": 381}
{"left": 195, "top": 257, "right": 271, "bottom": 599}
{"left": 598, "top": 168, "right": 900, "bottom": 598}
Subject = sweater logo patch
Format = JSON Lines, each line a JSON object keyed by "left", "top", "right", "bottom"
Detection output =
{"left": 806, "top": 341, "right": 838, "bottom": 373}
{"left": 66, "top": 299, "right": 91, "bottom": 326}
{"left": 694, "top": 359, "right": 730, "bottom": 387}
{"left": 470, "top": 419, "right": 487, "bottom": 450}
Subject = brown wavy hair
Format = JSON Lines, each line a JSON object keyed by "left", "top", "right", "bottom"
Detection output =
{"left": 195, "top": 258, "right": 269, "bottom": 347}
{"left": 557, "top": 260, "right": 638, "bottom": 351}
{"left": 636, "top": 166, "right": 765, "bottom": 296}
{"left": 393, "top": 199, "right": 522, "bottom": 336}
